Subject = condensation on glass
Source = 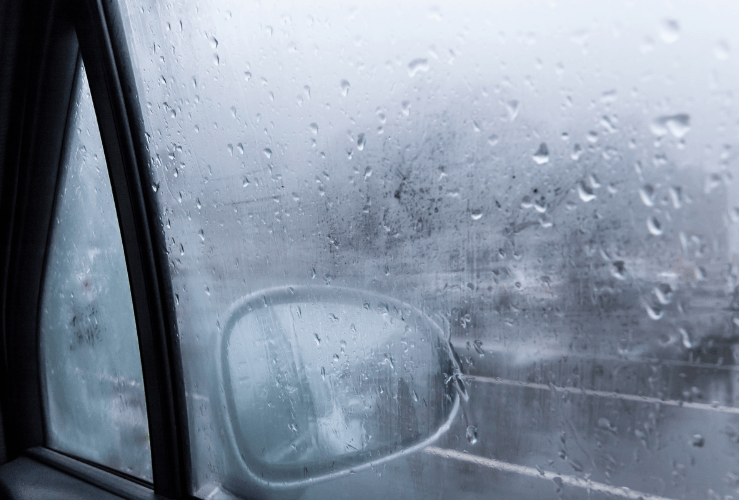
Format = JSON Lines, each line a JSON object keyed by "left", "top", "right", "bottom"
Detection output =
{"left": 120, "top": 1, "right": 739, "bottom": 498}
{"left": 39, "top": 61, "right": 152, "bottom": 481}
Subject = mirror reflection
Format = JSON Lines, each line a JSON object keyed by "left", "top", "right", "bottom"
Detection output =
{"left": 220, "top": 286, "right": 459, "bottom": 484}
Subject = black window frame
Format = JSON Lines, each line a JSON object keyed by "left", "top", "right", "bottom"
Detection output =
{"left": 0, "top": 0, "right": 190, "bottom": 498}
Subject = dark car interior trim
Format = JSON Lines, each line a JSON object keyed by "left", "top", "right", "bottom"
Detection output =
{"left": 74, "top": 0, "right": 187, "bottom": 495}
{"left": 0, "top": 0, "right": 190, "bottom": 497}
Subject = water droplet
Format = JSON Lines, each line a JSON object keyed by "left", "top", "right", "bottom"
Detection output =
{"left": 611, "top": 261, "right": 627, "bottom": 280}
{"left": 660, "top": 19, "right": 680, "bottom": 44}
{"left": 244, "top": 71, "right": 251, "bottom": 82}
{"left": 357, "top": 133, "right": 366, "bottom": 151}
{"left": 669, "top": 186, "right": 682, "bottom": 209}
{"left": 242, "top": 177, "right": 250, "bottom": 187}
{"left": 208, "top": 35, "right": 218, "bottom": 49}
{"left": 427, "top": 5, "right": 442, "bottom": 21}
{"left": 715, "top": 40, "right": 731, "bottom": 60}
{"left": 471, "top": 209, "right": 483, "bottom": 220}
{"left": 679, "top": 327, "right": 693, "bottom": 348}
{"left": 588, "top": 173, "right": 600, "bottom": 189}
{"left": 407, "top": 58, "right": 430, "bottom": 77}
{"left": 506, "top": 100, "right": 520, "bottom": 121}
{"left": 598, "top": 417, "right": 617, "bottom": 433}
{"left": 532, "top": 143, "right": 549, "bottom": 164}
{"left": 303, "top": 85, "right": 311, "bottom": 99}
{"left": 213, "top": 54, "right": 220, "bottom": 66}
{"left": 487, "top": 135, "right": 499, "bottom": 146}
{"left": 650, "top": 114, "right": 690, "bottom": 138}
{"left": 645, "top": 303, "right": 663, "bottom": 320}
{"left": 654, "top": 283, "right": 673, "bottom": 304}
{"left": 647, "top": 216, "right": 663, "bottom": 236}
{"left": 340, "top": 79, "right": 350, "bottom": 97}
{"left": 639, "top": 185, "right": 655, "bottom": 207}
{"left": 263, "top": 148, "right": 272, "bottom": 159}
{"left": 705, "top": 173, "right": 723, "bottom": 194}
{"left": 204, "top": 285, "right": 211, "bottom": 296}
{"left": 568, "top": 458, "right": 583, "bottom": 472}
{"left": 473, "top": 340, "right": 484, "bottom": 356}
{"left": 694, "top": 266, "right": 707, "bottom": 281}
{"left": 151, "top": 182, "right": 160, "bottom": 193}
{"left": 313, "top": 333, "right": 321, "bottom": 346}
{"left": 227, "top": 143, "right": 233, "bottom": 156}
{"left": 691, "top": 434, "right": 704, "bottom": 447}
{"left": 401, "top": 100, "right": 411, "bottom": 116}
{"left": 571, "top": 144, "right": 583, "bottom": 160}
{"left": 364, "top": 167, "right": 372, "bottom": 180}
{"left": 552, "top": 476, "right": 563, "bottom": 492}
{"left": 577, "top": 181, "right": 596, "bottom": 202}
{"left": 466, "top": 425, "right": 478, "bottom": 445}
{"left": 198, "top": 229, "right": 205, "bottom": 241}
{"left": 309, "top": 123, "right": 318, "bottom": 135}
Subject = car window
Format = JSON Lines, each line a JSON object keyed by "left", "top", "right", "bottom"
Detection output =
{"left": 119, "top": 1, "right": 739, "bottom": 498}
{"left": 38, "top": 60, "right": 152, "bottom": 482}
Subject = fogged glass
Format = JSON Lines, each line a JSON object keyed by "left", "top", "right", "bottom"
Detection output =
{"left": 221, "top": 286, "right": 458, "bottom": 488}
{"left": 39, "top": 62, "right": 152, "bottom": 481}
{"left": 120, "top": 1, "right": 739, "bottom": 498}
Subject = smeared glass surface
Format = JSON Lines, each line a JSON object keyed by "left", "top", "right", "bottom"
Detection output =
{"left": 39, "top": 62, "right": 151, "bottom": 481}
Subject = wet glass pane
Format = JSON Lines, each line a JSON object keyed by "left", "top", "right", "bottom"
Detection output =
{"left": 119, "top": 1, "right": 739, "bottom": 498}
{"left": 39, "top": 61, "right": 152, "bottom": 481}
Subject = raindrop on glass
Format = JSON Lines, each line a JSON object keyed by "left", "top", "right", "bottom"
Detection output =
{"left": 645, "top": 303, "right": 663, "bottom": 320}
{"left": 506, "top": 100, "right": 520, "bottom": 121}
{"left": 654, "top": 283, "right": 673, "bottom": 305}
{"left": 466, "top": 425, "right": 478, "bottom": 445}
{"left": 407, "top": 58, "right": 430, "bottom": 77}
{"left": 611, "top": 261, "right": 627, "bottom": 280}
{"left": 577, "top": 181, "right": 596, "bottom": 202}
{"left": 532, "top": 143, "right": 549, "bottom": 165}
{"left": 659, "top": 19, "right": 680, "bottom": 44}
{"left": 647, "top": 216, "right": 663, "bottom": 236}
{"left": 650, "top": 114, "right": 690, "bottom": 138}
{"left": 691, "top": 434, "right": 704, "bottom": 447}
{"left": 639, "top": 185, "right": 655, "bottom": 207}
{"left": 571, "top": 144, "right": 583, "bottom": 161}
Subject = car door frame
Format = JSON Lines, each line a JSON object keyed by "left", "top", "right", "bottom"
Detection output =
{"left": 0, "top": 0, "right": 190, "bottom": 498}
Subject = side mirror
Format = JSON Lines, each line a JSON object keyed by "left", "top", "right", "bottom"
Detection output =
{"left": 217, "top": 286, "right": 460, "bottom": 492}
